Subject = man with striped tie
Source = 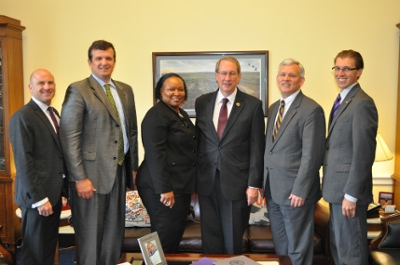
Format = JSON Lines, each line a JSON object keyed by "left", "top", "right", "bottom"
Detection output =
{"left": 263, "top": 58, "right": 326, "bottom": 265}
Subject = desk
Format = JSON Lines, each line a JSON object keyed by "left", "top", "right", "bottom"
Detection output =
{"left": 122, "top": 253, "right": 292, "bottom": 265}
{"left": 15, "top": 208, "right": 72, "bottom": 265}
{"left": 367, "top": 217, "right": 382, "bottom": 240}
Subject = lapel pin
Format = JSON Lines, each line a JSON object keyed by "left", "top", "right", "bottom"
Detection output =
{"left": 236, "top": 102, "right": 241, "bottom": 107}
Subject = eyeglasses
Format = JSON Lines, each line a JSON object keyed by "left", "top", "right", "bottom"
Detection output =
{"left": 332, "top": 67, "right": 358, "bottom": 72}
{"left": 218, "top": 71, "right": 238, "bottom": 77}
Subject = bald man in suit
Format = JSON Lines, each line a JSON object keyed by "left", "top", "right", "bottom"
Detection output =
{"left": 60, "top": 40, "right": 138, "bottom": 265}
{"left": 10, "top": 69, "right": 67, "bottom": 265}
{"left": 264, "top": 59, "right": 325, "bottom": 265}
{"left": 322, "top": 49, "right": 378, "bottom": 265}
{"left": 195, "top": 56, "right": 265, "bottom": 254}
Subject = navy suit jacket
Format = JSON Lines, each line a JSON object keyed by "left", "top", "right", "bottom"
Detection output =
{"left": 195, "top": 89, "right": 265, "bottom": 200}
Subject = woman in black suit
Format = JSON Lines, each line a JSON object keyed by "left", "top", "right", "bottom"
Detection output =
{"left": 136, "top": 73, "right": 196, "bottom": 253}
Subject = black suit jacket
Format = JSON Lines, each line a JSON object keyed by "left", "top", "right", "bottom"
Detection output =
{"left": 9, "top": 99, "right": 65, "bottom": 208}
{"left": 195, "top": 89, "right": 265, "bottom": 200}
{"left": 136, "top": 101, "right": 196, "bottom": 194}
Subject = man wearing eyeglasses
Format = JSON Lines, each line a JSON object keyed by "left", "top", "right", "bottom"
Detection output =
{"left": 264, "top": 59, "right": 326, "bottom": 265}
{"left": 322, "top": 49, "right": 378, "bottom": 265}
{"left": 195, "top": 56, "right": 265, "bottom": 254}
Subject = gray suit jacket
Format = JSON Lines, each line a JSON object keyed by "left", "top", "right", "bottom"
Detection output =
{"left": 264, "top": 91, "right": 325, "bottom": 205}
{"left": 322, "top": 84, "right": 378, "bottom": 205}
{"left": 195, "top": 89, "right": 265, "bottom": 200}
{"left": 59, "top": 75, "right": 138, "bottom": 194}
{"left": 9, "top": 99, "right": 65, "bottom": 207}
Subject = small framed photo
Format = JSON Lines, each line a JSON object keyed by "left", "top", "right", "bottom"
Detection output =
{"left": 137, "top": 231, "right": 167, "bottom": 265}
{"left": 379, "top": 192, "right": 394, "bottom": 205}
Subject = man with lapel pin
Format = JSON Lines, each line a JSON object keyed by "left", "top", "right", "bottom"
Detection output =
{"left": 60, "top": 40, "right": 138, "bottom": 265}
{"left": 322, "top": 49, "right": 378, "bottom": 265}
{"left": 9, "top": 69, "right": 68, "bottom": 265}
{"left": 195, "top": 56, "right": 265, "bottom": 254}
{"left": 264, "top": 59, "right": 326, "bottom": 265}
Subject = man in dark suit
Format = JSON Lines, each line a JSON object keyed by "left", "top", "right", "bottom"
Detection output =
{"left": 322, "top": 49, "right": 378, "bottom": 265}
{"left": 195, "top": 56, "right": 265, "bottom": 254}
{"left": 264, "top": 59, "right": 326, "bottom": 265}
{"left": 9, "top": 69, "right": 67, "bottom": 265}
{"left": 59, "top": 40, "right": 138, "bottom": 265}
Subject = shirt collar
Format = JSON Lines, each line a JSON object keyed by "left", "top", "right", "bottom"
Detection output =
{"left": 217, "top": 87, "right": 237, "bottom": 104}
{"left": 32, "top": 96, "right": 52, "bottom": 112}
{"left": 91, "top": 73, "right": 115, "bottom": 89}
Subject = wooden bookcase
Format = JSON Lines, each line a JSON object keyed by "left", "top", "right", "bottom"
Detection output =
{"left": 0, "top": 15, "right": 25, "bottom": 255}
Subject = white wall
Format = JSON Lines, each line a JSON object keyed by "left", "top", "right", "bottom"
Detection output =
{"left": 1, "top": 0, "right": 399, "bottom": 197}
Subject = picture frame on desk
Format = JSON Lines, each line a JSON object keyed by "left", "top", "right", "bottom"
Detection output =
{"left": 152, "top": 51, "right": 269, "bottom": 117}
{"left": 138, "top": 231, "right": 167, "bottom": 265}
{"left": 379, "top": 191, "right": 394, "bottom": 205}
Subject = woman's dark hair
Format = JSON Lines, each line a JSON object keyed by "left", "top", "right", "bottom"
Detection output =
{"left": 154, "top": 73, "right": 188, "bottom": 101}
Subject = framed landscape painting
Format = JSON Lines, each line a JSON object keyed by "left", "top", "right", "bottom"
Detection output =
{"left": 152, "top": 51, "right": 269, "bottom": 117}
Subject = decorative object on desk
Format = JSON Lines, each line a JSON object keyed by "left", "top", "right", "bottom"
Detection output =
{"left": 383, "top": 205, "right": 397, "bottom": 214}
{"left": 138, "top": 232, "right": 167, "bottom": 265}
{"left": 214, "top": 255, "right": 266, "bottom": 265}
{"left": 379, "top": 192, "right": 394, "bottom": 206}
{"left": 191, "top": 257, "right": 214, "bottom": 265}
{"left": 368, "top": 202, "right": 382, "bottom": 218}
{"left": 125, "top": 190, "right": 151, "bottom": 227}
{"left": 249, "top": 190, "right": 269, "bottom": 225}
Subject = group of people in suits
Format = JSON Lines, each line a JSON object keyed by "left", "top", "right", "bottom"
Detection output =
{"left": 9, "top": 44, "right": 377, "bottom": 265}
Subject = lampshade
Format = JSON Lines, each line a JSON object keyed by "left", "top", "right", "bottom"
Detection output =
{"left": 375, "top": 133, "right": 393, "bottom": 162}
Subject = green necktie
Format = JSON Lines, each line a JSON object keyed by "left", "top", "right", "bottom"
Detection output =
{"left": 104, "top": 84, "right": 125, "bottom": 165}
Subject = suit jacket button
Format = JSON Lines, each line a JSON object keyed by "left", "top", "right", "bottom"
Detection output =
{"left": 269, "top": 151, "right": 272, "bottom": 155}
{"left": 114, "top": 140, "right": 118, "bottom": 144}
{"left": 192, "top": 163, "right": 196, "bottom": 166}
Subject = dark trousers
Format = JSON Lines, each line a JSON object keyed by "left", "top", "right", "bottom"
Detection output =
{"left": 329, "top": 203, "right": 369, "bottom": 265}
{"left": 19, "top": 198, "right": 62, "bottom": 265}
{"left": 199, "top": 171, "right": 249, "bottom": 254}
{"left": 139, "top": 187, "right": 191, "bottom": 253}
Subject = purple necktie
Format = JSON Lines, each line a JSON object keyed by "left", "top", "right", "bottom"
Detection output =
{"left": 331, "top": 94, "right": 341, "bottom": 119}
{"left": 48, "top": 107, "right": 59, "bottom": 133}
{"left": 217, "top": 98, "right": 229, "bottom": 139}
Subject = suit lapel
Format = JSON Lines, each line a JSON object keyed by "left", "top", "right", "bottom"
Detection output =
{"left": 29, "top": 100, "right": 61, "bottom": 147}
{"left": 88, "top": 76, "right": 121, "bottom": 124}
{"left": 271, "top": 92, "right": 302, "bottom": 146}
{"left": 328, "top": 85, "right": 359, "bottom": 136}
{"left": 205, "top": 92, "right": 219, "bottom": 140}
{"left": 219, "top": 89, "right": 245, "bottom": 140}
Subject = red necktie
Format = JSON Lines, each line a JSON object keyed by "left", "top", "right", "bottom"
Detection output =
{"left": 217, "top": 98, "right": 229, "bottom": 139}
